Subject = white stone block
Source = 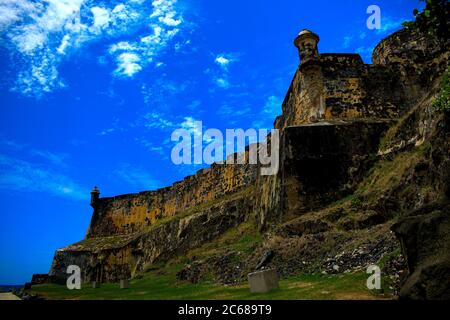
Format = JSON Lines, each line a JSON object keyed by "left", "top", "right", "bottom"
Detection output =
{"left": 248, "top": 269, "right": 279, "bottom": 293}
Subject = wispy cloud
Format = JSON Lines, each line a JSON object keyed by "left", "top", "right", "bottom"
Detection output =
{"left": 215, "top": 77, "right": 231, "bottom": 89}
{"left": 209, "top": 52, "right": 240, "bottom": 89}
{"left": 378, "top": 15, "right": 406, "bottom": 34}
{"left": 262, "top": 95, "right": 282, "bottom": 117}
{"left": 97, "top": 118, "right": 126, "bottom": 136}
{"left": 252, "top": 95, "right": 282, "bottom": 129}
{"left": 113, "top": 52, "right": 142, "bottom": 77}
{"left": 214, "top": 53, "right": 238, "bottom": 70}
{"left": 136, "top": 138, "right": 166, "bottom": 157}
{"left": 113, "top": 164, "right": 160, "bottom": 191}
{"left": 0, "top": 137, "right": 87, "bottom": 200}
{"left": 144, "top": 112, "right": 175, "bottom": 130}
{"left": 215, "top": 55, "right": 230, "bottom": 67}
{"left": 29, "top": 149, "right": 68, "bottom": 167}
{"left": 0, "top": 154, "right": 87, "bottom": 200}
{"left": 218, "top": 104, "right": 251, "bottom": 117}
{"left": 0, "top": 0, "right": 187, "bottom": 96}
{"left": 141, "top": 77, "right": 193, "bottom": 109}
{"left": 343, "top": 36, "right": 353, "bottom": 49}
{"left": 0, "top": 136, "right": 69, "bottom": 166}
{"left": 341, "top": 30, "right": 369, "bottom": 50}
{"left": 139, "top": 113, "right": 208, "bottom": 156}
{"left": 180, "top": 116, "right": 202, "bottom": 137}
{"left": 109, "top": 0, "right": 184, "bottom": 78}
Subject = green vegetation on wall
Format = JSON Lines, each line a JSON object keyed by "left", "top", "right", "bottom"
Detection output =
{"left": 433, "top": 67, "right": 450, "bottom": 114}
{"left": 403, "top": 0, "right": 450, "bottom": 40}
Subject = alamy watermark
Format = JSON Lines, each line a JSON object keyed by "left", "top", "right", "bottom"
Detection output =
{"left": 366, "top": 265, "right": 381, "bottom": 290}
{"left": 170, "top": 121, "right": 279, "bottom": 176}
{"left": 66, "top": 265, "right": 81, "bottom": 290}
{"left": 367, "top": 5, "right": 381, "bottom": 30}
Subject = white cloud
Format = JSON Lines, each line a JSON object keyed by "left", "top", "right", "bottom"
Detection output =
{"left": 15, "top": 47, "right": 63, "bottom": 95}
{"left": 215, "top": 55, "right": 230, "bottom": 66}
{"left": 150, "top": 0, "right": 178, "bottom": 19}
{"left": 114, "top": 52, "right": 142, "bottom": 77}
{"left": 57, "top": 34, "right": 71, "bottom": 55}
{"left": 144, "top": 112, "right": 175, "bottom": 129}
{"left": 108, "top": 0, "right": 183, "bottom": 78}
{"left": 137, "top": 138, "right": 166, "bottom": 157}
{"left": 180, "top": 116, "right": 201, "bottom": 135}
{"left": 11, "top": 24, "right": 47, "bottom": 53}
{"left": 142, "top": 113, "right": 204, "bottom": 144}
{"left": 211, "top": 53, "right": 239, "bottom": 88}
{"left": 3, "top": 0, "right": 86, "bottom": 96}
{"left": 1, "top": 0, "right": 186, "bottom": 96}
{"left": 109, "top": 41, "right": 139, "bottom": 53}
{"left": 252, "top": 95, "right": 282, "bottom": 129}
{"left": 214, "top": 53, "right": 238, "bottom": 70}
{"left": 0, "top": 0, "right": 40, "bottom": 31}
{"left": 109, "top": 3, "right": 141, "bottom": 31}
{"left": 215, "top": 77, "right": 231, "bottom": 89}
{"left": 159, "top": 11, "right": 182, "bottom": 26}
{"left": 263, "top": 95, "right": 281, "bottom": 116}
{"left": 377, "top": 16, "right": 405, "bottom": 34}
{"left": 91, "top": 6, "right": 110, "bottom": 31}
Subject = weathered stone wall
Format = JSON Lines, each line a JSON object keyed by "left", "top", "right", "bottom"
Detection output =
{"left": 277, "top": 28, "right": 449, "bottom": 131}
{"left": 47, "top": 27, "right": 449, "bottom": 288}
{"left": 88, "top": 163, "right": 257, "bottom": 237}
{"left": 281, "top": 120, "right": 390, "bottom": 216}
{"left": 278, "top": 55, "right": 404, "bottom": 130}
{"left": 257, "top": 27, "right": 449, "bottom": 229}
{"left": 255, "top": 120, "right": 390, "bottom": 229}
{"left": 50, "top": 188, "right": 255, "bottom": 283}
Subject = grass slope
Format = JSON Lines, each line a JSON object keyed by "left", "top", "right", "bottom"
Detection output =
{"left": 29, "top": 222, "right": 393, "bottom": 300}
{"left": 30, "top": 265, "right": 390, "bottom": 300}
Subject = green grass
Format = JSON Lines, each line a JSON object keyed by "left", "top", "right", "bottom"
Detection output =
{"left": 29, "top": 264, "right": 391, "bottom": 300}
{"left": 168, "top": 220, "right": 263, "bottom": 268}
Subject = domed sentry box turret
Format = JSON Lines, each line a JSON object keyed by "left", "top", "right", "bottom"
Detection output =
{"left": 294, "top": 29, "right": 320, "bottom": 66}
{"left": 90, "top": 186, "right": 100, "bottom": 208}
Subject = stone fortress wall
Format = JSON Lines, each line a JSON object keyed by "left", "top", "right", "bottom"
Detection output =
{"left": 275, "top": 29, "right": 435, "bottom": 130}
{"left": 88, "top": 28, "right": 442, "bottom": 239}
{"left": 47, "top": 26, "right": 448, "bottom": 284}
{"left": 88, "top": 163, "right": 258, "bottom": 237}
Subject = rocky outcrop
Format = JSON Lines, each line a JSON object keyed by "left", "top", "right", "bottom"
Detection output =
{"left": 392, "top": 201, "right": 450, "bottom": 300}
{"left": 31, "top": 274, "right": 48, "bottom": 285}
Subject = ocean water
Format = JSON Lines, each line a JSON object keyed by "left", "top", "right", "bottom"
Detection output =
{"left": 0, "top": 285, "right": 23, "bottom": 293}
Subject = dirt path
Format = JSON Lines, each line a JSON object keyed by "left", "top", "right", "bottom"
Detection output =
{"left": 0, "top": 293, "right": 21, "bottom": 300}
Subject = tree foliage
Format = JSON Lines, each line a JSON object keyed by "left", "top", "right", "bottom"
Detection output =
{"left": 402, "top": 0, "right": 450, "bottom": 40}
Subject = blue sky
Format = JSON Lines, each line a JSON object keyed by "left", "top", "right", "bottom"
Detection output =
{"left": 0, "top": 0, "right": 422, "bottom": 284}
